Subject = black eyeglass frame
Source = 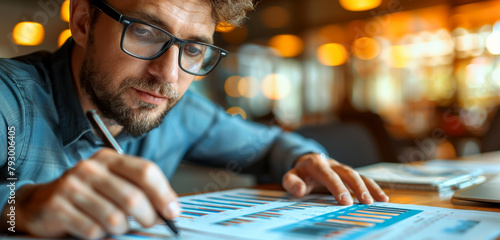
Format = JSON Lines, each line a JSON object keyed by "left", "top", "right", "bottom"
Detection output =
{"left": 90, "top": 0, "right": 228, "bottom": 76}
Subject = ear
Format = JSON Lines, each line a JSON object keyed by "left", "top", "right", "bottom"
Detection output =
{"left": 69, "top": 0, "right": 93, "bottom": 49}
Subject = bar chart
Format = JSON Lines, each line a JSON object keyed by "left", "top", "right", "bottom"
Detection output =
{"left": 274, "top": 205, "right": 422, "bottom": 239}
{"left": 102, "top": 189, "right": 500, "bottom": 240}
{"left": 178, "top": 191, "right": 290, "bottom": 220}
{"left": 215, "top": 202, "right": 335, "bottom": 226}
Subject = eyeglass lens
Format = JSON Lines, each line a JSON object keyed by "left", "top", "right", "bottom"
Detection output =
{"left": 122, "top": 22, "right": 221, "bottom": 75}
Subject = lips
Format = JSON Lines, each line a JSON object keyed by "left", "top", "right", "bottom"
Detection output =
{"left": 132, "top": 88, "right": 167, "bottom": 105}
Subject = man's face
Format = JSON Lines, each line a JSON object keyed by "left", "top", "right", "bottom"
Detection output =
{"left": 80, "top": 0, "right": 216, "bottom": 136}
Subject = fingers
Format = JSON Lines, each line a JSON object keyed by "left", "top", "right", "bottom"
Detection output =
{"left": 330, "top": 162, "right": 389, "bottom": 203}
{"left": 61, "top": 201, "right": 106, "bottom": 239}
{"left": 292, "top": 155, "right": 353, "bottom": 205}
{"left": 91, "top": 149, "right": 180, "bottom": 220}
{"left": 17, "top": 148, "right": 177, "bottom": 239}
{"left": 305, "top": 159, "right": 354, "bottom": 205}
{"left": 282, "top": 169, "right": 307, "bottom": 197}
{"left": 288, "top": 153, "right": 389, "bottom": 205}
{"left": 94, "top": 174, "right": 157, "bottom": 226}
{"left": 61, "top": 175, "right": 128, "bottom": 235}
{"left": 362, "top": 176, "right": 389, "bottom": 202}
{"left": 331, "top": 164, "right": 373, "bottom": 204}
{"left": 70, "top": 160, "right": 155, "bottom": 228}
{"left": 56, "top": 197, "right": 106, "bottom": 239}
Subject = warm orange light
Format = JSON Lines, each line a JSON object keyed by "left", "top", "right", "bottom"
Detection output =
{"left": 339, "top": 0, "right": 382, "bottom": 11}
{"left": 194, "top": 75, "right": 206, "bottom": 81}
{"left": 261, "top": 6, "right": 290, "bottom": 29}
{"left": 268, "top": 35, "right": 304, "bottom": 58}
{"left": 384, "top": 12, "right": 413, "bottom": 41}
{"left": 261, "top": 74, "right": 290, "bottom": 100}
{"left": 391, "top": 45, "right": 410, "bottom": 68}
{"left": 58, "top": 29, "right": 72, "bottom": 47}
{"left": 318, "top": 24, "right": 346, "bottom": 44}
{"left": 352, "top": 37, "right": 381, "bottom": 60}
{"left": 61, "top": 0, "right": 70, "bottom": 22}
{"left": 224, "top": 75, "right": 242, "bottom": 97}
{"left": 316, "top": 43, "right": 348, "bottom": 66}
{"left": 13, "top": 22, "right": 45, "bottom": 46}
{"left": 237, "top": 76, "right": 260, "bottom": 98}
{"left": 216, "top": 21, "right": 235, "bottom": 33}
{"left": 226, "top": 107, "right": 247, "bottom": 119}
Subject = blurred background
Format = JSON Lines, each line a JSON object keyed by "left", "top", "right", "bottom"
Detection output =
{"left": 3, "top": 0, "right": 500, "bottom": 176}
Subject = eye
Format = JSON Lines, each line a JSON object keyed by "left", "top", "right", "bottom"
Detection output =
{"left": 131, "top": 25, "right": 152, "bottom": 37}
{"left": 185, "top": 44, "right": 206, "bottom": 57}
{"left": 134, "top": 27, "right": 148, "bottom": 35}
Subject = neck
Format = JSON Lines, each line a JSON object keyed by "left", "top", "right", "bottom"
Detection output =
{"left": 71, "top": 44, "right": 123, "bottom": 136}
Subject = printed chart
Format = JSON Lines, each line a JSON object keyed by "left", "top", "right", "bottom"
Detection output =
{"left": 273, "top": 205, "right": 421, "bottom": 239}
{"left": 104, "top": 189, "right": 500, "bottom": 240}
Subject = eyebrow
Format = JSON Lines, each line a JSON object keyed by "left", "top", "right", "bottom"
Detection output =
{"left": 123, "top": 9, "right": 214, "bottom": 45}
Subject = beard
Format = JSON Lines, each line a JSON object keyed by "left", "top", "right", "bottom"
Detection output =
{"left": 79, "top": 35, "right": 180, "bottom": 137}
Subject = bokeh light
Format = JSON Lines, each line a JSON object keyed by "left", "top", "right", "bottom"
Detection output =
{"left": 61, "top": 0, "right": 70, "bottom": 22}
{"left": 261, "top": 6, "right": 290, "bottom": 29}
{"left": 486, "top": 32, "right": 500, "bottom": 55}
{"left": 261, "top": 73, "right": 291, "bottom": 100}
{"left": 352, "top": 37, "right": 381, "bottom": 60}
{"left": 224, "top": 75, "right": 242, "bottom": 97}
{"left": 316, "top": 43, "right": 348, "bottom": 66}
{"left": 391, "top": 45, "right": 411, "bottom": 68}
{"left": 268, "top": 35, "right": 304, "bottom": 57}
{"left": 238, "top": 76, "right": 260, "bottom": 98}
{"left": 216, "top": 21, "right": 235, "bottom": 33}
{"left": 13, "top": 22, "right": 45, "bottom": 46}
{"left": 339, "top": 0, "right": 382, "bottom": 11}
{"left": 58, "top": 29, "right": 72, "bottom": 47}
{"left": 226, "top": 106, "right": 247, "bottom": 119}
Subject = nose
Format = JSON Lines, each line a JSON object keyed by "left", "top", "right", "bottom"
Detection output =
{"left": 147, "top": 45, "right": 180, "bottom": 84}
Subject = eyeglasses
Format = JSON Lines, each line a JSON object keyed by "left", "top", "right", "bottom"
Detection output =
{"left": 91, "top": 0, "right": 227, "bottom": 76}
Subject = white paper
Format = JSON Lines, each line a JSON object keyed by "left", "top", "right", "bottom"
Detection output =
{"left": 129, "top": 188, "right": 500, "bottom": 240}
{"left": 9, "top": 189, "right": 497, "bottom": 240}
{"left": 425, "top": 159, "right": 500, "bottom": 175}
{"left": 356, "top": 162, "right": 482, "bottom": 185}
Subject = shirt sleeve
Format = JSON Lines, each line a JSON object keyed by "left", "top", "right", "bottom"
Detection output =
{"left": 181, "top": 91, "right": 327, "bottom": 182}
{"left": 0, "top": 60, "right": 32, "bottom": 217}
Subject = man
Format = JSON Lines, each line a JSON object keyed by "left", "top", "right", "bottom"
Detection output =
{"left": 0, "top": 0, "right": 388, "bottom": 238}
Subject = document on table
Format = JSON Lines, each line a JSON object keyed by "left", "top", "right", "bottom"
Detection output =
{"left": 424, "top": 159, "right": 500, "bottom": 175}
{"left": 356, "top": 162, "right": 484, "bottom": 191}
{"left": 105, "top": 188, "right": 500, "bottom": 240}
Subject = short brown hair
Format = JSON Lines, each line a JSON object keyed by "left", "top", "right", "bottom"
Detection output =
{"left": 89, "top": 0, "right": 254, "bottom": 28}
{"left": 207, "top": 0, "right": 254, "bottom": 26}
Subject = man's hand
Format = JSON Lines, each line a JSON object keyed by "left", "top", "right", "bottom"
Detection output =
{"left": 282, "top": 153, "right": 389, "bottom": 205}
{"left": 13, "top": 148, "right": 179, "bottom": 239}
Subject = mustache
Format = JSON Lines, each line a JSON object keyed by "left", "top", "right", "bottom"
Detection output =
{"left": 121, "top": 77, "right": 179, "bottom": 99}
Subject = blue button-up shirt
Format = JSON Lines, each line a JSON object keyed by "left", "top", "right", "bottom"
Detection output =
{"left": 0, "top": 39, "right": 326, "bottom": 210}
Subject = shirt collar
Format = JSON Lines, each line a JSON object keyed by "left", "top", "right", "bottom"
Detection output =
{"left": 50, "top": 38, "right": 138, "bottom": 147}
{"left": 50, "top": 38, "right": 96, "bottom": 146}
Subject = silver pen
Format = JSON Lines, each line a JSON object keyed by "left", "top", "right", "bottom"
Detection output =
{"left": 85, "top": 109, "right": 180, "bottom": 238}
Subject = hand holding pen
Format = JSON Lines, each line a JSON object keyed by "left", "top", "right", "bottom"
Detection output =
{"left": 10, "top": 110, "right": 181, "bottom": 239}
{"left": 86, "top": 109, "right": 180, "bottom": 238}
